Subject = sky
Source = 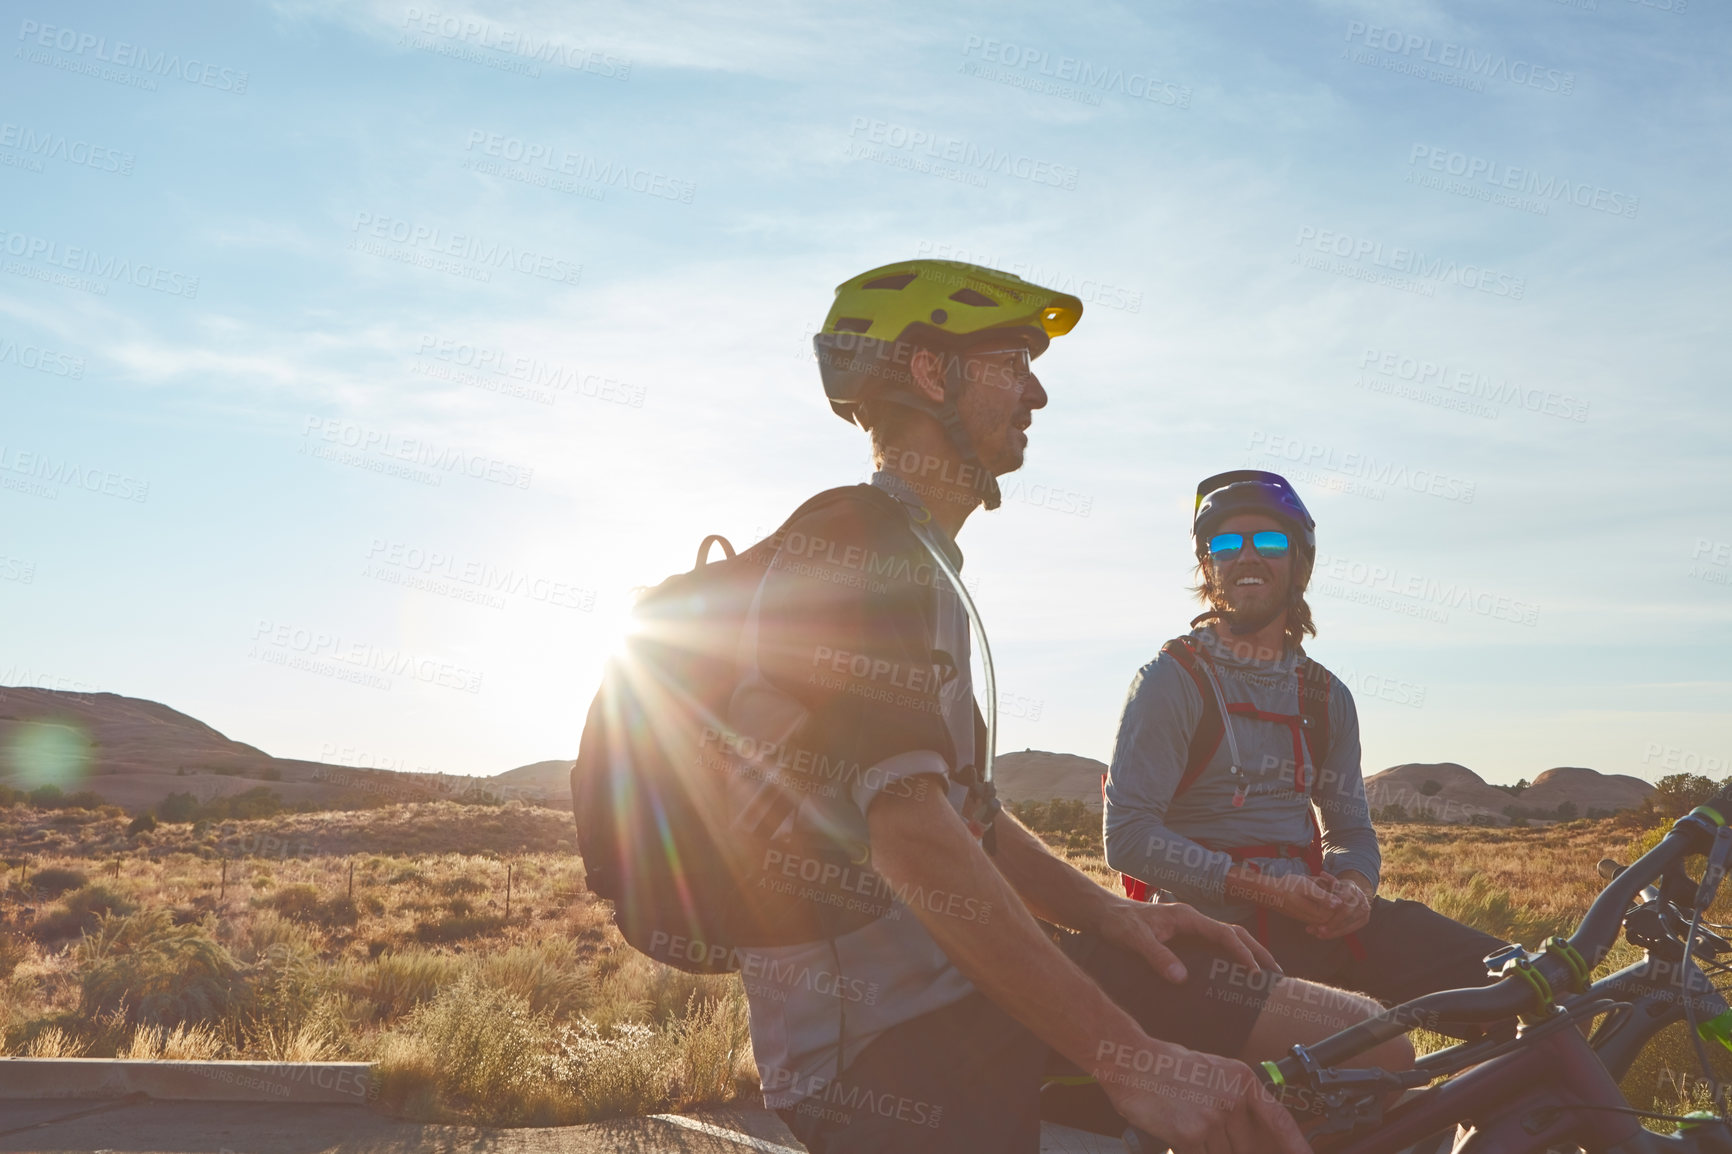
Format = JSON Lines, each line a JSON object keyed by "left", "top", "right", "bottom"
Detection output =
{"left": 1, "top": 0, "right": 1727, "bottom": 787}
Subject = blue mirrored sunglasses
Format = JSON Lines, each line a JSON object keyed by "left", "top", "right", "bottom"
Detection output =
{"left": 1208, "top": 531, "right": 1290, "bottom": 561}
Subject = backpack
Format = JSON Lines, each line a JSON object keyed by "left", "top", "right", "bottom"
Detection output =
{"left": 1114, "top": 635, "right": 1332, "bottom": 902}
{"left": 571, "top": 486, "right": 937, "bottom": 974}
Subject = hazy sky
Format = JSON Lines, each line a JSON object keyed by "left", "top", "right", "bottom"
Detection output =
{"left": 3, "top": 0, "right": 1727, "bottom": 786}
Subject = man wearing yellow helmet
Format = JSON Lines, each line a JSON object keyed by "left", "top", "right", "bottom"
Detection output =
{"left": 731, "top": 260, "right": 1407, "bottom": 1153}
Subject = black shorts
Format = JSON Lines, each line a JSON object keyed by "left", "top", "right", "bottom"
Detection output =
{"left": 775, "top": 932, "right": 1273, "bottom": 1154}
{"left": 1256, "top": 896, "right": 1505, "bottom": 1009}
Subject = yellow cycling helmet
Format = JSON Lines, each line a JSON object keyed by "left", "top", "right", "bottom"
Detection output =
{"left": 814, "top": 259, "right": 1082, "bottom": 425}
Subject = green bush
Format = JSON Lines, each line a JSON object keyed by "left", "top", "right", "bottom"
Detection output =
{"left": 158, "top": 792, "right": 198, "bottom": 823}
{"left": 34, "top": 883, "right": 138, "bottom": 941}
{"left": 127, "top": 813, "right": 158, "bottom": 835}
{"left": 78, "top": 909, "right": 249, "bottom": 1028}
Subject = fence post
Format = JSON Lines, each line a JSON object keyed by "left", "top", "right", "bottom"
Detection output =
{"left": 505, "top": 862, "right": 512, "bottom": 919}
{"left": 220, "top": 858, "right": 227, "bottom": 900}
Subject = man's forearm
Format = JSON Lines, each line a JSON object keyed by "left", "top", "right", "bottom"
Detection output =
{"left": 868, "top": 781, "right": 1153, "bottom": 1078}
{"left": 990, "top": 810, "right": 1120, "bottom": 933}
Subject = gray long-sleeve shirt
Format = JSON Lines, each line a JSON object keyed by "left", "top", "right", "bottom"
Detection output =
{"left": 1104, "top": 627, "right": 1381, "bottom": 926}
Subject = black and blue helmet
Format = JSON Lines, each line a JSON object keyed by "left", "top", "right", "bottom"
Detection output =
{"left": 1192, "top": 470, "right": 1316, "bottom": 562}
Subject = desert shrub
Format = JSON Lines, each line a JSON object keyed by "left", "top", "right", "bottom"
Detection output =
{"left": 26, "top": 866, "right": 88, "bottom": 898}
{"left": 413, "top": 912, "right": 507, "bottom": 944}
{"left": 23, "top": 1025, "right": 90, "bottom": 1057}
{"left": 478, "top": 940, "right": 597, "bottom": 1019}
{"left": 34, "top": 883, "right": 138, "bottom": 941}
{"left": 1008, "top": 798, "right": 1101, "bottom": 854}
{"left": 158, "top": 792, "right": 199, "bottom": 823}
{"left": 62, "top": 791, "right": 105, "bottom": 810}
{"left": 345, "top": 950, "right": 465, "bottom": 1022}
{"left": 548, "top": 990, "right": 753, "bottom": 1123}
{"left": 259, "top": 884, "right": 360, "bottom": 928}
{"left": 263, "top": 884, "right": 322, "bottom": 922}
{"left": 78, "top": 909, "right": 249, "bottom": 1028}
{"left": 0, "top": 931, "right": 30, "bottom": 978}
{"left": 28, "top": 785, "right": 64, "bottom": 808}
{"left": 373, "top": 974, "right": 565, "bottom": 1125}
{"left": 127, "top": 813, "right": 157, "bottom": 835}
{"left": 121, "top": 1020, "right": 224, "bottom": 1060}
{"left": 437, "top": 875, "right": 488, "bottom": 897}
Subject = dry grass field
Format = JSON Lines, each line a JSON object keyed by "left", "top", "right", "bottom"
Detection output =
{"left": 3, "top": 795, "right": 1727, "bottom": 1129}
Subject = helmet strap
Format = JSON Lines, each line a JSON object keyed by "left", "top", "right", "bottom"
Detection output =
{"left": 873, "top": 360, "right": 1002, "bottom": 512}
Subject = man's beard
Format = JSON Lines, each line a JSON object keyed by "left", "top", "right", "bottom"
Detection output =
{"left": 1211, "top": 579, "right": 1288, "bottom": 635}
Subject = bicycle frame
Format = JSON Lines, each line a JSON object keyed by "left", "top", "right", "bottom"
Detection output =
{"left": 1312, "top": 887, "right": 1732, "bottom": 1151}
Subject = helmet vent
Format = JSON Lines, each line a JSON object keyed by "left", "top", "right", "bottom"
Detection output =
{"left": 832, "top": 317, "right": 872, "bottom": 333}
{"left": 861, "top": 273, "right": 918, "bottom": 291}
{"left": 948, "top": 288, "right": 998, "bottom": 307}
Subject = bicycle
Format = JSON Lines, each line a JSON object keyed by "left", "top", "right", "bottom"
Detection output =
{"left": 1116, "top": 791, "right": 1732, "bottom": 1153}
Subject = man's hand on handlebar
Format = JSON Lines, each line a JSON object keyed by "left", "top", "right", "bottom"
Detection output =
{"left": 1096, "top": 1040, "right": 1312, "bottom": 1154}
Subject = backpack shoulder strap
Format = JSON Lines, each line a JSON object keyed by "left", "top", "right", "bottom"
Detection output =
{"left": 1161, "top": 637, "right": 1225, "bottom": 799}
{"left": 1298, "top": 657, "right": 1332, "bottom": 783}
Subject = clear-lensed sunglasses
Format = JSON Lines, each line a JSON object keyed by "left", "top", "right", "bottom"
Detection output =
{"left": 1207, "top": 530, "right": 1290, "bottom": 561}
{"left": 968, "top": 346, "right": 1032, "bottom": 373}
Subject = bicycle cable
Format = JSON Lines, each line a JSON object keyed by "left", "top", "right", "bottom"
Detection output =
{"left": 1534, "top": 1103, "right": 1727, "bottom": 1126}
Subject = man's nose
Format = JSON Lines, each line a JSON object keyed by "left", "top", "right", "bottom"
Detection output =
{"left": 1023, "top": 372, "right": 1047, "bottom": 410}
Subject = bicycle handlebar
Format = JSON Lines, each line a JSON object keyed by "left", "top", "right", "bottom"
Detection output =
{"left": 1266, "top": 791, "right": 1732, "bottom": 1083}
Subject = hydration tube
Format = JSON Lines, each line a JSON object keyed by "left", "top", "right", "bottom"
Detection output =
{"left": 906, "top": 512, "right": 997, "bottom": 785}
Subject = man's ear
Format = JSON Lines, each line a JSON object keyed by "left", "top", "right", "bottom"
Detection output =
{"left": 907, "top": 346, "right": 949, "bottom": 405}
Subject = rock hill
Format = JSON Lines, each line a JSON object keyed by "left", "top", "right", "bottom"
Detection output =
{"left": 0, "top": 687, "right": 1657, "bottom": 826}
{"left": 1365, "top": 762, "right": 1652, "bottom": 825}
{"left": 994, "top": 750, "right": 1108, "bottom": 807}
{"left": 0, "top": 687, "right": 554, "bottom": 813}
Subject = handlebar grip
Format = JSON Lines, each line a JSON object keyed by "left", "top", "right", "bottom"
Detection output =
{"left": 1698, "top": 786, "right": 1732, "bottom": 826}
